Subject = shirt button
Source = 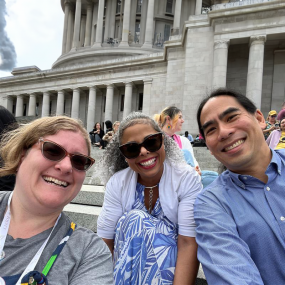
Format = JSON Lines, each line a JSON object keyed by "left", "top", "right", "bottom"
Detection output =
{"left": 278, "top": 170, "right": 281, "bottom": 174}
{"left": 243, "top": 177, "right": 247, "bottom": 180}
{"left": 281, "top": 216, "right": 285, "bottom": 221}
{"left": 266, "top": 187, "right": 270, "bottom": 191}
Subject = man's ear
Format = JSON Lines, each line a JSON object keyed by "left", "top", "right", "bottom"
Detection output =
{"left": 255, "top": 109, "right": 266, "bottom": 129}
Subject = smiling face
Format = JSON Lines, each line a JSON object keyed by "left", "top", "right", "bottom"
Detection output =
{"left": 200, "top": 96, "right": 270, "bottom": 174}
{"left": 14, "top": 130, "right": 88, "bottom": 215}
{"left": 113, "top": 122, "right": 120, "bottom": 133}
{"left": 121, "top": 124, "right": 165, "bottom": 186}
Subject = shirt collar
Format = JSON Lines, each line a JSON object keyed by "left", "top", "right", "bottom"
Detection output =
{"left": 266, "top": 148, "right": 283, "bottom": 176}
{"left": 227, "top": 148, "right": 283, "bottom": 189}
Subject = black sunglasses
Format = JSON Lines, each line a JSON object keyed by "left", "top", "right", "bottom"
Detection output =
{"left": 119, "top": 132, "right": 163, "bottom": 159}
{"left": 39, "top": 138, "right": 95, "bottom": 171}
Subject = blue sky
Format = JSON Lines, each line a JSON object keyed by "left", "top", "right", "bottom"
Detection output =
{"left": 0, "top": 0, "right": 64, "bottom": 78}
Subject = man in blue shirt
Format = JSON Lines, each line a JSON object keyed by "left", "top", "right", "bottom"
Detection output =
{"left": 184, "top": 131, "right": 194, "bottom": 142}
{"left": 194, "top": 88, "right": 285, "bottom": 285}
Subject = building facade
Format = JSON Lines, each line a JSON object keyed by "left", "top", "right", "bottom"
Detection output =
{"left": 0, "top": 0, "right": 284, "bottom": 134}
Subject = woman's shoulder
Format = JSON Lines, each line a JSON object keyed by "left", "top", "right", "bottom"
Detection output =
{"left": 179, "top": 135, "right": 192, "bottom": 148}
{"left": 61, "top": 213, "right": 110, "bottom": 253}
{"left": 0, "top": 191, "right": 11, "bottom": 206}
{"left": 164, "top": 160, "right": 196, "bottom": 181}
{"left": 109, "top": 167, "right": 134, "bottom": 181}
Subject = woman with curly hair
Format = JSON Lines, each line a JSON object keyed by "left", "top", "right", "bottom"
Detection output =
{"left": 96, "top": 112, "right": 202, "bottom": 284}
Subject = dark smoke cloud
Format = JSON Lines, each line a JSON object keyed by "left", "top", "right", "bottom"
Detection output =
{"left": 0, "top": 0, "right": 17, "bottom": 71}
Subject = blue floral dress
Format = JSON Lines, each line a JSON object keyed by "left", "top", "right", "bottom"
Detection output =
{"left": 113, "top": 183, "right": 178, "bottom": 285}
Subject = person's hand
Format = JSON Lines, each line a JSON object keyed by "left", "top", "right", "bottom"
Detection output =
{"left": 269, "top": 125, "right": 275, "bottom": 131}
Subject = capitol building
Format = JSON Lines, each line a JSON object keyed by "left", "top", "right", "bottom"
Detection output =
{"left": 0, "top": 0, "right": 284, "bottom": 134}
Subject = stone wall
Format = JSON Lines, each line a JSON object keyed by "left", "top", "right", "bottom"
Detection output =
{"left": 183, "top": 19, "right": 214, "bottom": 136}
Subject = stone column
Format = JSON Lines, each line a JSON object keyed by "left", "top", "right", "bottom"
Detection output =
{"left": 15, "top": 95, "right": 24, "bottom": 117}
{"left": 66, "top": 5, "right": 74, "bottom": 52}
{"left": 80, "top": 15, "right": 86, "bottom": 47}
{"left": 123, "top": 82, "right": 133, "bottom": 119}
{"left": 212, "top": 39, "right": 230, "bottom": 89}
{"left": 139, "top": 0, "right": 148, "bottom": 44}
{"left": 246, "top": 35, "right": 266, "bottom": 109}
{"left": 120, "top": 0, "right": 131, "bottom": 47}
{"left": 6, "top": 97, "right": 13, "bottom": 114}
{"left": 142, "top": 78, "right": 152, "bottom": 115}
{"left": 271, "top": 50, "right": 285, "bottom": 111}
{"left": 62, "top": 1, "right": 71, "bottom": 54}
{"left": 104, "top": 84, "right": 114, "bottom": 122}
{"left": 72, "top": 0, "right": 82, "bottom": 49}
{"left": 28, "top": 94, "right": 36, "bottom": 116}
{"left": 56, "top": 90, "right": 65, "bottom": 116}
{"left": 109, "top": 0, "right": 116, "bottom": 39}
{"left": 91, "top": 2, "right": 98, "bottom": 45}
{"left": 142, "top": 0, "right": 155, "bottom": 48}
{"left": 195, "top": 0, "right": 203, "bottom": 15}
{"left": 87, "top": 86, "right": 97, "bottom": 132}
{"left": 42, "top": 92, "right": 50, "bottom": 117}
{"left": 84, "top": 4, "right": 93, "bottom": 46}
{"left": 172, "top": 0, "right": 182, "bottom": 35}
{"left": 71, "top": 88, "right": 80, "bottom": 119}
{"left": 104, "top": 0, "right": 111, "bottom": 41}
{"left": 93, "top": 0, "right": 105, "bottom": 47}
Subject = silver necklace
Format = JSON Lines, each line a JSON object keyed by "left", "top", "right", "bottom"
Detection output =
{"left": 144, "top": 184, "right": 158, "bottom": 213}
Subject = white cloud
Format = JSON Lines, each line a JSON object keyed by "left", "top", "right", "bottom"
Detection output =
{"left": 0, "top": 0, "right": 64, "bottom": 78}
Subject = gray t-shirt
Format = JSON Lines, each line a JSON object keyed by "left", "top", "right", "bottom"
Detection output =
{"left": 0, "top": 192, "right": 114, "bottom": 284}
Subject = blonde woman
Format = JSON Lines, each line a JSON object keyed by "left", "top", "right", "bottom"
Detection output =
{"left": 0, "top": 116, "right": 113, "bottom": 284}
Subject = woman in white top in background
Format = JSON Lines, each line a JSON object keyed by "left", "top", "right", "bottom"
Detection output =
{"left": 154, "top": 106, "right": 201, "bottom": 174}
{"left": 97, "top": 112, "right": 202, "bottom": 285}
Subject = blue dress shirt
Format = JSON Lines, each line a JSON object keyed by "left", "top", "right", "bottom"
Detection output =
{"left": 194, "top": 149, "right": 285, "bottom": 285}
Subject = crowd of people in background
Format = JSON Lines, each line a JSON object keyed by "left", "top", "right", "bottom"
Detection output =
{"left": 263, "top": 105, "right": 285, "bottom": 151}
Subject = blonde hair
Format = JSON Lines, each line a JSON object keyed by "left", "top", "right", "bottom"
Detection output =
{"left": 0, "top": 116, "right": 90, "bottom": 177}
{"left": 113, "top": 121, "right": 120, "bottom": 128}
{"left": 153, "top": 106, "right": 181, "bottom": 130}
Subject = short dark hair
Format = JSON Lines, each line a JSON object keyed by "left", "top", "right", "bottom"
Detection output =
{"left": 197, "top": 88, "right": 257, "bottom": 138}
{"left": 105, "top": 120, "right": 113, "bottom": 130}
{"left": 185, "top": 131, "right": 189, "bottom": 136}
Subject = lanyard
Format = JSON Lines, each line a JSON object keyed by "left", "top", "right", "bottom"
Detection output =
{"left": 0, "top": 192, "right": 61, "bottom": 285}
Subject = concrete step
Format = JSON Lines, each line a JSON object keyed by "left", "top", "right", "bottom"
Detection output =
{"left": 63, "top": 203, "right": 101, "bottom": 233}
{"left": 63, "top": 184, "right": 105, "bottom": 232}
{"left": 71, "top": 184, "right": 105, "bottom": 206}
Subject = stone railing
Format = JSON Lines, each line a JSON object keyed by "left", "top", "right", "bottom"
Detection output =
{"left": 211, "top": 0, "right": 273, "bottom": 10}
